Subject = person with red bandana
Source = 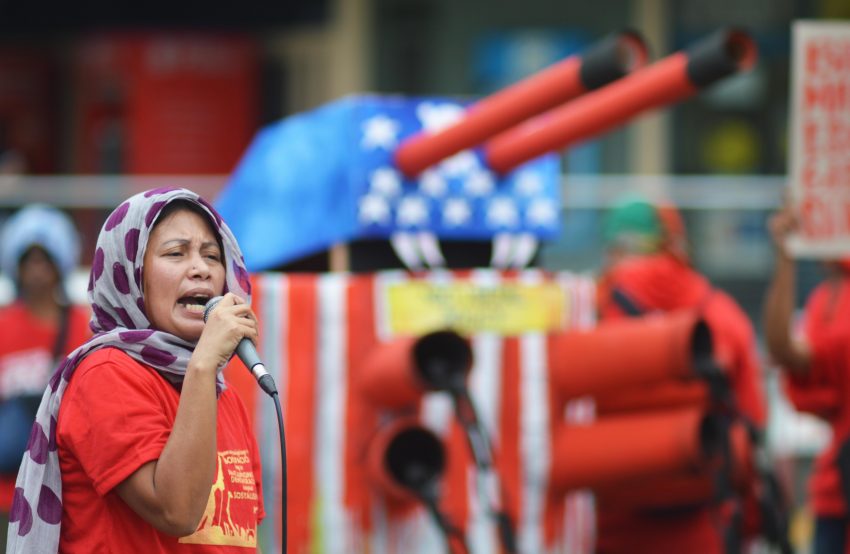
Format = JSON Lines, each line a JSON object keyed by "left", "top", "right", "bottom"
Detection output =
{"left": 594, "top": 195, "right": 771, "bottom": 554}
{"left": 764, "top": 203, "right": 850, "bottom": 554}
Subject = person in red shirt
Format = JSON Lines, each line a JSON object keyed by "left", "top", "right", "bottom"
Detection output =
{"left": 764, "top": 203, "right": 850, "bottom": 554}
{"left": 0, "top": 206, "right": 91, "bottom": 547}
{"left": 594, "top": 195, "right": 770, "bottom": 554}
{"left": 6, "top": 188, "right": 264, "bottom": 553}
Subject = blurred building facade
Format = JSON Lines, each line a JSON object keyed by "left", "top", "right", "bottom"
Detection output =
{"left": 0, "top": 0, "right": 843, "bottom": 342}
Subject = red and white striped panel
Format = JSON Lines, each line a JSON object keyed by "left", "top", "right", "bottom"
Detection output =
{"left": 227, "top": 270, "right": 597, "bottom": 554}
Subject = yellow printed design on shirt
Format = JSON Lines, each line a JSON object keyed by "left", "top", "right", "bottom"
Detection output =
{"left": 179, "top": 449, "right": 259, "bottom": 546}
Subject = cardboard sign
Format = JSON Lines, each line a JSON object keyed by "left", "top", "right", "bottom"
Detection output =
{"left": 788, "top": 21, "right": 850, "bottom": 257}
{"left": 386, "top": 280, "right": 567, "bottom": 335}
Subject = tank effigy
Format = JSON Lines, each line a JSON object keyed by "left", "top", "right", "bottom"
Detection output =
{"left": 215, "top": 28, "right": 758, "bottom": 554}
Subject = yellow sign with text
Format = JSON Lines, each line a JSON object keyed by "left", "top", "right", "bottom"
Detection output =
{"left": 386, "top": 281, "right": 567, "bottom": 336}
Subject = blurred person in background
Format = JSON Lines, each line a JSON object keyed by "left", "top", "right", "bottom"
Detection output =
{"left": 764, "top": 202, "right": 850, "bottom": 554}
{"left": 594, "top": 194, "right": 774, "bottom": 553}
{"left": 0, "top": 205, "right": 91, "bottom": 547}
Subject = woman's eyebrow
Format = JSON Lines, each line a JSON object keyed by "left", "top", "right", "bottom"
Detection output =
{"left": 160, "top": 238, "right": 190, "bottom": 248}
{"left": 158, "top": 239, "right": 219, "bottom": 249}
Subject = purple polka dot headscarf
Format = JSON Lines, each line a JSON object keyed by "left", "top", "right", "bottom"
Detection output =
{"left": 6, "top": 188, "right": 252, "bottom": 553}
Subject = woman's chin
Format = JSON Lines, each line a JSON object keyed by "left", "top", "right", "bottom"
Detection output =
{"left": 173, "top": 321, "right": 204, "bottom": 342}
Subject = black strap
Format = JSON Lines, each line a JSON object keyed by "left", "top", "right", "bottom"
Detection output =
{"left": 50, "top": 304, "right": 72, "bottom": 365}
{"left": 611, "top": 287, "right": 645, "bottom": 317}
{"left": 837, "top": 438, "right": 850, "bottom": 518}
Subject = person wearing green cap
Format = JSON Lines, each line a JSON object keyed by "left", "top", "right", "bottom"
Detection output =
{"left": 593, "top": 195, "right": 776, "bottom": 553}
{"left": 602, "top": 195, "right": 665, "bottom": 258}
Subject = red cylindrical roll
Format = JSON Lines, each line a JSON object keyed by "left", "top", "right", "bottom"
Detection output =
{"left": 366, "top": 418, "right": 446, "bottom": 503}
{"left": 593, "top": 420, "right": 754, "bottom": 509}
{"left": 358, "top": 336, "right": 424, "bottom": 410}
{"left": 393, "top": 30, "right": 648, "bottom": 177}
{"left": 485, "top": 28, "right": 756, "bottom": 174}
{"left": 595, "top": 379, "right": 710, "bottom": 416}
{"left": 358, "top": 330, "right": 473, "bottom": 410}
{"left": 548, "top": 311, "right": 712, "bottom": 401}
{"left": 550, "top": 407, "right": 718, "bottom": 493}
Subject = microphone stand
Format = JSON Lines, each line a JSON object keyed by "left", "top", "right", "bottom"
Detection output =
{"left": 419, "top": 482, "right": 471, "bottom": 554}
{"left": 449, "top": 384, "right": 517, "bottom": 554}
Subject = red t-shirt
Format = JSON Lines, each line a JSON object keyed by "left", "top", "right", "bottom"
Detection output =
{"left": 57, "top": 347, "right": 265, "bottom": 553}
{"left": 0, "top": 302, "right": 91, "bottom": 510}
{"left": 784, "top": 277, "right": 850, "bottom": 517}
{"left": 595, "top": 254, "right": 767, "bottom": 553}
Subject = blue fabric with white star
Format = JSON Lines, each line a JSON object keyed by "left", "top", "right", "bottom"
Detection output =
{"left": 216, "top": 94, "right": 561, "bottom": 271}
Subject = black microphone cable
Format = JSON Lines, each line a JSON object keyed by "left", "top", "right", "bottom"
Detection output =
{"left": 269, "top": 383, "right": 287, "bottom": 554}
{"left": 204, "top": 296, "right": 287, "bottom": 553}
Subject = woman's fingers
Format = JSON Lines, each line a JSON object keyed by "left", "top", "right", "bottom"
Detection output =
{"left": 194, "top": 294, "right": 260, "bottom": 370}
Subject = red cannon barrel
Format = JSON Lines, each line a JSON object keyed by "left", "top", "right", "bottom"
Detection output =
{"left": 358, "top": 330, "right": 473, "bottom": 410}
{"left": 593, "top": 420, "right": 754, "bottom": 509}
{"left": 485, "top": 28, "right": 757, "bottom": 174}
{"left": 550, "top": 407, "right": 719, "bottom": 493}
{"left": 366, "top": 418, "right": 446, "bottom": 503}
{"left": 548, "top": 311, "right": 714, "bottom": 402}
{"left": 394, "top": 30, "right": 648, "bottom": 177}
{"left": 595, "top": 379, "right": 711, "bottom": 415}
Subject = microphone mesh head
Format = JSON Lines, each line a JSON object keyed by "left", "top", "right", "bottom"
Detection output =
{"left": 203, "top": 296, "right": 224, "bottom": 323}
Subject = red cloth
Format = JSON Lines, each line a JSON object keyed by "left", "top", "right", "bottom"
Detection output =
{"left": 595, "top": 254, "right": 767, "bottom": 553}
{"left": 57, "top": 347, "right": 264, "bottom": 553}
{"left": 784, "top": 277, "right": 850, "bottom": 517}
{"left": 0, "top": 302, "right": 91, "bottom": 511}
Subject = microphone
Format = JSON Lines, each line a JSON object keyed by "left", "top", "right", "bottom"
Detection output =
{"left": 203, "top": 296, "right": 278, "bottom": 397}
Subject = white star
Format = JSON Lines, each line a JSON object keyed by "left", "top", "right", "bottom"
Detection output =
{"left": 443, "top": 198, "right": 472, "bottom": 227}
{"left": 487, "top": 198, "right": 519, "bottom": 228}
{"left": 464, "top": 170, "right": 495, "bottom": 196}
{"left": 526, "top": 199, "right": 559, "bottom": 227}
{"left": 370, "top": 168, "right": 401, "bottom": 197}
{"left": 440, "top": 150, "right": 479, "bottom": 177}
{"left": 358, "top": 195, "right": 391, "bottom": 225}
{"left": 417, "top": 102, "right": 466, "bottom": 132}
{"left": 515, "top": 172, "right": 543, "bottom": 196}
{"left": 361, "top": 115, "right": 401, "bottom": 150}
{"left": 419, "top": 170, "right": 447, "bottom": 197}
{"left": 397, "top": 196, "right": 430, "bottom": 227}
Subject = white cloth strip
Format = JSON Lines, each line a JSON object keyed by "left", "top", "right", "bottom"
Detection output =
{"left": 465, "top": 269, "right": 502, "bottom": 553}
{"left": 258, "top": 273, "right": 287, "bottom": 550}
{"left": 417, "top": 231, "right": 446, "bottom": 268}
{"left": 511, "top": 233, "right": 539, "bottom": 269}
{"left": 391, "top": 231, "right": 425, "bottom": 271}
{"left": 374, "top": 270, "right": 407, "bottom": 342}
{"left": 490, "top": 232, "right": 514, "bottom": 269}
{"left": 315, "top": 273, "right": 349, "bottom": 553}
{"left": 519, "top": 270, "right": 549, "bottom": 554}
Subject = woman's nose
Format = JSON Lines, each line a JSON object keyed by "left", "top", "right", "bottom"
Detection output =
{"left": 189, "top": 253, "right": 211, "bottom": 278}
